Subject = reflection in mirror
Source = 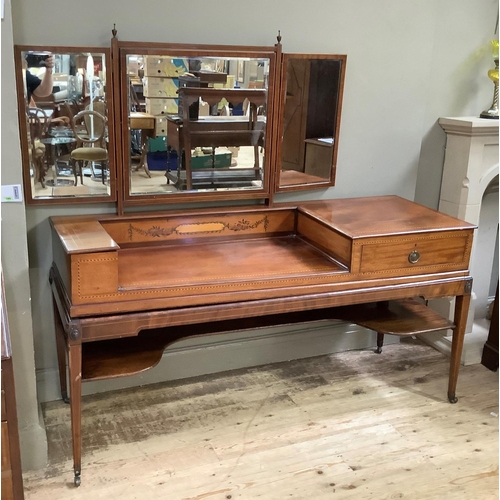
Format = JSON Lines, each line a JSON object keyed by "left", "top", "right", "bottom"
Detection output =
{"left": 279, "top": 57, "right": 343, "bottom": 189}
{"left": 125, "top": 54, "right": 269, "bottom": 195}
{"left": 19, "top": 49, "right": 111, "bottom": 199}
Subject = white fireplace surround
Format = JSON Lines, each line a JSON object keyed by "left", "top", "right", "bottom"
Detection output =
{"left": 421, "top": 116, "right": 499, "bottom": 365}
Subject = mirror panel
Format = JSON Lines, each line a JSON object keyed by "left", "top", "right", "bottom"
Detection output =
{"left": 277, "top": 54, "right": 346, "bottom": 191}
{"left": 122, "top": 51, "right": 272, "bottom": 198}
{"left": 15, "top": 46, "right": 115, "bottom": 202}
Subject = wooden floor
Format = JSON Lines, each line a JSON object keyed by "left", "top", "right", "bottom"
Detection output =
{"left": 23, "top": 339, "right": 499, "bottom": 499}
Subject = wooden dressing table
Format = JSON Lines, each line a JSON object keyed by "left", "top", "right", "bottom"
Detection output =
{"left": 14, "top": 35, "right": 476, "bottom": 489}
{"left": 50, "top": 195, "right": 475, "bottom": 486}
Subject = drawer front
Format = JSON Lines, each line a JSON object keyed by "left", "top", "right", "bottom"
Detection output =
{"left": 357, "top": 231, "right": 472, "bottom": 274}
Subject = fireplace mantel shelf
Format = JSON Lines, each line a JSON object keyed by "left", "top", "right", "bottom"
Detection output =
{"left": 439, "top": 116, "right": 499, "bottom": 137}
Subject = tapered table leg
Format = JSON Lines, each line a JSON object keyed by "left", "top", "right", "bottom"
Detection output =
{"left": 375, "top": 332, "right": 384, "bottom": 354}
{"left": 374, "top": 301, "right": 390, "bottom": 354}
{"left": 53, "top": 300, "right": 69, "bottom": 404}
{"left": 68, "top": 342, "right": 82, "bottom": 486}
{"left": 448, "top": 293, "right": 471, "bottom": 403}
{"left": 138, "top": 129, "right": 152, "bottom": 178}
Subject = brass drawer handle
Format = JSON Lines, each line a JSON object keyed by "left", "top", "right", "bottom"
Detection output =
{"left": 408, "top": 250, "right": 420, "bottom": 264}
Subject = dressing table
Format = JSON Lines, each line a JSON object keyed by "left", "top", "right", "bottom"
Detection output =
{"left": 15, "top": 32, "right": 475, "bottom": 487}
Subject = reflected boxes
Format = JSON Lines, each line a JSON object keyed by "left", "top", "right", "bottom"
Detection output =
{"left": 146, "top": 150, "right": 178, "bottom": 171}
{"left": 191, "top": 151, "right": 232, "bottom": 169}
{"left": 143, "top": 58, "right": 187, "bottom": 117}
{"left": 143, "top": 77, "right": 179, "bottom": 98}
{"left": 155, "top": 116, "right": 168, "bottom": 136}
{"left": 146, "top": 150, "right": 232, "bottom": 171}
{"left": 145, "top": 98, "right": 179, "bottom": 115}
{"left": 144, "top": 56, "right": 188, "bottom": 77}
{"left": 212, "top": 75, "right": 236, "bottom": 89}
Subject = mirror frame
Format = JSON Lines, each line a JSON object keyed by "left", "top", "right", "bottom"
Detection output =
{"left": 274, "top": 53, "right": 347, "bottom": 193}
{"left": 14, "top": 45, "right": 117, "bottom": 205}
{"left": 116, "top": 41, "right": 281, "bottom": 207}
{"left": 13, "top": 39, "right": 347, "bottom": 206}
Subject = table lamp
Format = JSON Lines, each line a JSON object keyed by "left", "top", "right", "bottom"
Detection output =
{"left": 480, "top": 39, "right": 499, "bottom": 119}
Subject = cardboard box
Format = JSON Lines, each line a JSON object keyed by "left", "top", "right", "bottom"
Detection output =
{"left": 143, "top": 77, "right": 179, "bottom": 98}
{"left": 155, "top": 116, "right": 168, "bottom": 136}
{"left": 144, "top": 56, "right": 188, "bottom": 77}
{"left": 148, "top": 136, "right": 166, "bottom": 152}
{"left": 213, "top": 75, "right": 236, "bottom": 89}
{"left": 145, "top": 98, "right": 178, "bottom": 115}
{"left": 190, "top": 152, "right": 232, "bottom": 170}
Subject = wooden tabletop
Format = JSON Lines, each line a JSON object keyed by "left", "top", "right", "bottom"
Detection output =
{"left": 129, "top": 112, "right": 155, "bottom": 130}
{"left": 299, "top": 196, "right": 476, "bottom": 238}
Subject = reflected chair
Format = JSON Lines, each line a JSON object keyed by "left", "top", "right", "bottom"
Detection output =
{"left": 87, "top": 100, "right": 106, "bottom": 122}
{"left": 32, "top": 93, "right": 57, "bottom": 118}
{"left": 69, "top": 110, "right": 108, "bottom": 186}
{"left": 57, "top": 99, "right": 81, "bottom": 124}
{"left": 27, "top": 107, "right": 50, "bottom": 188}
{"left": 85, "top": 101, "right": 108, "bottom": 181}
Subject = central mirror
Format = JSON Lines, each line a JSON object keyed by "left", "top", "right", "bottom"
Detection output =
{"left": 121, "top": 47, "right": 275, "bottom": 201}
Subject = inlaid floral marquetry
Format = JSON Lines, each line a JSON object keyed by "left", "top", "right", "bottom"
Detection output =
{"left": 127, "top": 216, "right": 269, "bottom": 240}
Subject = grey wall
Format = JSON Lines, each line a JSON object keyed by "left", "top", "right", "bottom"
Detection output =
{"left": 4, "top": 0, "right": 497, "bottom": 470}
{"left": 1, "top": 0, "right": 47, "bottom": 470}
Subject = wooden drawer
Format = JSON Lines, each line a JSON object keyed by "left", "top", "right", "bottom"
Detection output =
{"left": 356, "top": 231, "right": 472, "bottom": 275}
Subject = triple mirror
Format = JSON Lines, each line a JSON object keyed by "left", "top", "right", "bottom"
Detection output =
{"left": 14, "top": 40, "right": 346, "bottom": 205}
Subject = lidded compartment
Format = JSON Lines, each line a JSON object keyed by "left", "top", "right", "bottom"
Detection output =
{"left": 51, "top": 205, "right": 353, "bottom": 316}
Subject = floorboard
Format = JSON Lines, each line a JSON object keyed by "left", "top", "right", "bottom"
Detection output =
{"left": 23, "top": 339, "right": 499, "bottom": 499}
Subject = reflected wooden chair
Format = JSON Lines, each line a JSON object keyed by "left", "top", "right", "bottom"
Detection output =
{"left": 27, "top": 107, "right": 50, "bottom": 188}
{"left": 57, "top": 99, "right": 82, "bottom": 124}
{"left": 32, "top": 93, "right": 57, "bottom": 119}
{"left": 85, "top": 101, "right": 109, "bottom": 181}
{"left": 69, "top": 110, "right": 108, "bottom": 186}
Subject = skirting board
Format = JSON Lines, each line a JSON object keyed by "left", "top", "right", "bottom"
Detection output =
{"left": 36, "top": 321, "right": 399, "bottom": 403}
{"left": 420, "top": 319, "right": 490, "bottom": 366}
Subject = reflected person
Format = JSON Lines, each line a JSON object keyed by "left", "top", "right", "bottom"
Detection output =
{"left": 25, "top": 54, "right": 54, "bottom": 105}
